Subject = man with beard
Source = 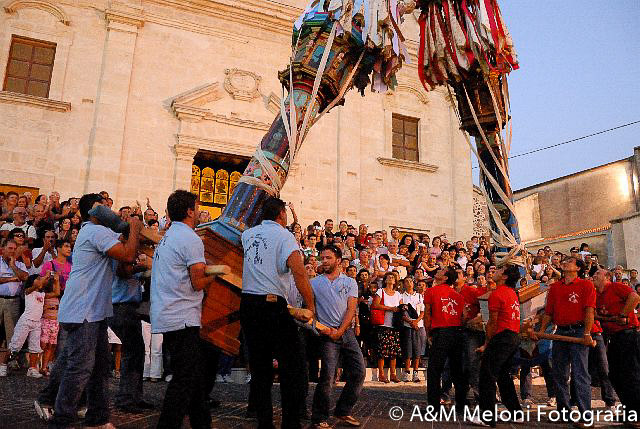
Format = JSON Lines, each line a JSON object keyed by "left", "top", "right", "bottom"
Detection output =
{"left": 310, "top": 245, "right": 365, "bottom": 428}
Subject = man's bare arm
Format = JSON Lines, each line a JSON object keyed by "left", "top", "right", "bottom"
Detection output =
{"left": 288, "top": 250, "right": 314, "bottom": 314}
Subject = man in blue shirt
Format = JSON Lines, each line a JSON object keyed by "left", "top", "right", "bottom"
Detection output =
{"left": 51, "top": 193, "right": 142, "bottom": 429}
{"left": 108, "top": 250, "right": 152, "bottom": 413}
{"left": 240, "top": 197, "right": 314, "bottom": 429}
{"left": 151, "top": 190, "right": 220, "bottom": 429}
{"left": 310, "top": 245, "right": 365, "bottom": 428}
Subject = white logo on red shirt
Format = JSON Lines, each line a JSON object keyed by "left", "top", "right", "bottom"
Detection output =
{"left": 511, "top": 302, "right": 520, "bottom": 320}
{"left": 440, "top": 297, "right": 458, "bottom": 315}
{"left": 568, "top": 292, "right": 579, "bottom": 304}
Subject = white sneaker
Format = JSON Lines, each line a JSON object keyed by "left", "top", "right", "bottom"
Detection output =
{"left": 523, "top": 398, "right": 535, "bottom": 407}
{"left": 547, "top": 397, "right": 557, "bottom": 407}
{"left": 222, "top": 374, "right": 231, "bottom": 383}
{"left": 216, "top": 374, "right": 225, "bottom": 383}
{"left": 412, "top": 371, "right": 420, "bottom": 382}
{"left": 0, "top": 364, "right": 7, "bottom": 376}
{"left": 245, "top": 373, "right": 252, "bottom": 384}
{"left": 34, "top": 400, "right": 54, "bottom": 421}
{"left": 27, "top": 367, "right": 43, "bottom": 378}
{"left": 401, "top": 372, "right": 411, "bottom": 382}
{"left": 467, "top": 416, "right": 490, "bottom": 427}
{"left": 165, "top": 374, "right": 173, "bottom": 382}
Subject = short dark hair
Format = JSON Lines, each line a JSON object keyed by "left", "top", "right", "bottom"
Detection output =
{"left": 444, "top": 267, "right": 458, "bottom": 286}
{"left": 56, "top": 238, "right": 70, "bottom": 249}
{"left": 166, "top": 190, "right": 197, "bottom": 222}
{"left": 119, "top": 206, "right": 131, "bottom": 212}
{"left": 261, "top": 197, "right": 286, "bottom": 222}
{"left": 503, "top": 265, "right": 521, "bottom": 288}
{"left": 325, "top": 219, "right": 333, "bottom": 224}
{"left": 321, "top": 244, "right": 342, "bottom": 259}
{"left": 79, "top": 193, "right": 104, "bottom": 221}
{"left": 379, "top": 254, "right": 390, "bottom": 262}
{"left": 6, "top": 191, "right": 18, "bottom": 198}
{"left": 7, "top": 228, "right": 25, "bottom": 240}
{"left": 147, "top": 219, "right": 158, "bottom": 227}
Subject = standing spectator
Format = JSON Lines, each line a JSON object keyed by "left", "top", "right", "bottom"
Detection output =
{"left": 371, "top": 272, "right": 403, "bottom": 383}
{"left": 50, "top": 193, "right": 142, "bottom": 428}
{"left": 352, "top": 248, "right": 374, "bottom": 275}
{"left": 141, "top": 321, "right": 163, "bottom": 382}
{"left": 1, "top": 207, "right": 37, "bottom": 242}
{"left": 33, "top": 230, "right": 57, "bottom": 269}
{"left": 1, "top": 191, "right": 19, "bottom": 221}
{"left": 0, "top": 239, "right": 29, "bottom": 376}
{"left": 39, "top": 240, "right": 71, "bottom": 375}
{"left": 629, "top": 269, "right": 638, "bottom": 289}
{"left": 400, "top": 277, "right": 424, "bottom": 382}
{"left": 8, "top": 273, "right": 46, "bottom": 378}
{"left": 57, "top": 217, "right": 72, "bottom": 240}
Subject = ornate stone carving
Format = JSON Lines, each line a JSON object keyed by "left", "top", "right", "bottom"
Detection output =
{"left": 224, "top": 68, "right": 261, "bottom": 101}
{"left": 3, "top": 0, "right": 70, "bottom": 25}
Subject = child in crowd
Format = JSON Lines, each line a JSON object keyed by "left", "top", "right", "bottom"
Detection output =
{"left": 8, "top": 274, "right": 46, "bottom": 377}
{"left": 39, "top": 239, "right": 72, "bottom": 374}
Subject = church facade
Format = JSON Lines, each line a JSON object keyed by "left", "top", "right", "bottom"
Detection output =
{"left": 0, "top": 0, "right": 474, "bottom": 238}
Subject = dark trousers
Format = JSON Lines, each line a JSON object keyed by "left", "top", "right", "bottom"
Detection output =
{"left": 201, "top": 338, "right": 220, "bottom": 400}
{"left": 552, "top": 327, "right": 591, "bottom": 413}
{"left": 589, "top": 334, "right": 616, "bottom": 405}
{"left": 426, "top": 327, "right": 468, "bottom": 408}
{"left": 608, "top": 330, "right": 640, "bottom": 415}
{"left": 108, "top": 303, "right": 144, "bottom": 407}
{"left": 479, "top": 330, "right": 521, "bottom": 423}
{"left": 312, "top": 329, "right": 365, "bottom": 423}
{"left": 157, "top": 327, "right": 210, "bottom": 429}
{"left": 39, "top": 327, "right": 68, "bottom": 406}
{"left": 240, "top": 294, "right": 305, "bottom": 429}
{"left": 49, "top": 320, "right": 110, "bottom": 429}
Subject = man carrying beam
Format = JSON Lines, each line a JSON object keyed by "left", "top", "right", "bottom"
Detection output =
{"left": 151, "top": 190, "right": 221, "bottom": 429}
{"left": 592, "top": 268, "right": 640, "bottom": 423}
{"left": 533, "top": 257, "right": 595, "bottom": 423}
{"left": 240, "top": 197, "right": 315, "bottom": 429}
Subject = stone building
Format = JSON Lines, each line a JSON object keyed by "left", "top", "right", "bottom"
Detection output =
{"left": 514, "top": 146, "right": 640, "bottom": 269}
{"left": 0, "top": 0, "right": 475, "bottom": 238}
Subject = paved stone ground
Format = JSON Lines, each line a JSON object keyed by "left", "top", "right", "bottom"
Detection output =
{"left": 0, "top": 368, "right": 625, "bottom": 429}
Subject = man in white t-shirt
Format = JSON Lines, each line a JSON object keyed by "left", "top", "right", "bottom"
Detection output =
{"left": 0, "top": 207, "right": 37, "bottom": 242}
{"left": 388, "top": 242, "right": 409, "bottom": 279}
{"left": 400, "top": 277, "right": 424, "bottom": 382}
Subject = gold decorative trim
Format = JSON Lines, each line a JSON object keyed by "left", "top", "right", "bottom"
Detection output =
{"left": 224, "top": 68, "right": 261, "bottom": 101}
{"left": 377, "top": 157, "right": 438, "bottom": 173}
{"left": 3, "top": 0, "right": 70, "bottom": 25}
{"left": 0, "top": 91, "right": 70, "bottom": 112}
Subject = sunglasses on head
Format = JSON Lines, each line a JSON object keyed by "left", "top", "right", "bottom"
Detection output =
{"left": 14, "top": 233, "right": 24, "bottom": 237}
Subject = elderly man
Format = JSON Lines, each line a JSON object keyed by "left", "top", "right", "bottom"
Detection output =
{"left": 0, "top": 207, "right": 37, "bottom": 242}
{"left": 0, "top": 239, "right": 29, "bottom": 376}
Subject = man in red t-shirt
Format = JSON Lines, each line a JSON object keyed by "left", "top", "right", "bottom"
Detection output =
{"left": 593, "top": 269, "right": 640, "bottom": 417}
{"left": 534, "top": 257, "right": 595, "bottom": 415}
{"left": 424, "top": 267, "right": 469, "bottom": 409}
{"left": 460, "top": 281, "right": 486, "bottom": 400}
{"left": 474, "top": 265, "right": 522, "bottom": 426}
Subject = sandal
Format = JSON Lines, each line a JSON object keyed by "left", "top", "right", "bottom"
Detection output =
{"left": 336, "top": 415, "right": 361, "bottom": 427}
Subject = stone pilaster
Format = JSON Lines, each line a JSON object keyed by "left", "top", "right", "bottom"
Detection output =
{"left": 173, "top": 143, "right": 199, "bottom": 191}
{"left": 84, "top": 2, "right": 143, "bottom": 198}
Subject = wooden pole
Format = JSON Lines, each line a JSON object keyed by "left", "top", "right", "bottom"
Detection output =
{"left": 526, "top": 330, "right": 596, "bottom": 347}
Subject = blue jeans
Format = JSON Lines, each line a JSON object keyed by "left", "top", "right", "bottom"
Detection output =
{"left": 463, "top": 329, "right": 485, "bottom": 397}
{"left": 517, "top": 350, "right": 555, "bottom": 399}
{"left": 50, "top": 320, "right": 110, "bottom": 428}
{"left": 552, "top": 326, "right": 590, "bottom": 413}
{"left": 311, "top": 329, "right": 365, "bottom": 423}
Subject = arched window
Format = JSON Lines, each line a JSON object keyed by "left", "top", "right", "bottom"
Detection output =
{"left": 229, "top": 171, "right": 242, "bottom": 196}
{"left": 214, "top": 169, "right": 229, "bottom": 205}
{"left": 190, "top": 165, "right": 201, "bottom": 195}
{"left": 200, "top": 167, "right": 215, "bottom": 203}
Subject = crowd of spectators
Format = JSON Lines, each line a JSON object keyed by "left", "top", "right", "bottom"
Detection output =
{"left": 0, "top": 190, "right": 637, "bottom": 383}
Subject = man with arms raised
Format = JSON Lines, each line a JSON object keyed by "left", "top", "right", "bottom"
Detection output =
{"left": 51, "top": 193, "right": 141, "bottom": 429}
{"left": 240, "top": 197, "right": 315, "bottom": 429}
{"left": 311, "top": 245, "right": 365, "bottom": 428}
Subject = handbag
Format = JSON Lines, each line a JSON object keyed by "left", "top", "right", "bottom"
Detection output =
{"left": 371, "top": 290, "right": 386, "bottom": 326}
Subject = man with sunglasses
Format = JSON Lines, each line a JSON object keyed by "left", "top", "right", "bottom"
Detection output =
{"left": 0, "top": 207, "right": 37, "bottom": 243}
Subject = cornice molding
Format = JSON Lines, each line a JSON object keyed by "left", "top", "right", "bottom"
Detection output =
{"left": 143, "top": 11, "right": 249, "bottom": 43}
{"left": 105, "top": 9, "right": 144, "bottom": 29}
{"left": 177, "top": 134, "right": 255, "bottom": 158}
{"left": 173, "top": 142, "right": 199, "bottom": 161}
{"left": 0, "top": 91, "right": 70, "bottom": 111}
{"left": 377, "top": 157, "right": 438, "bottom": 173}
{"left": 172, "top": 82, "right": 224, "bottom": 108}
{"left": 3, "top": 0, "right": 70, "bottom": 25}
